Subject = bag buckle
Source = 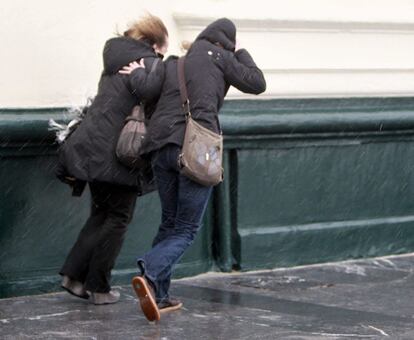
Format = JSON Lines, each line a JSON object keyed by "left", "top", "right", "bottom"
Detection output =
{"left": 183, "top": 99, "right": 191, "bottom": 117}
{"left": 178, "top": 153, "right": 184, "bottom": 169}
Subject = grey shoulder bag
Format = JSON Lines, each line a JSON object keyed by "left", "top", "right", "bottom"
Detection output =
{"left": 177, "top": 57, "right": 224, "bottom": 187}
{"left": 116, "top": 104, "right": 147, "bottom": 168}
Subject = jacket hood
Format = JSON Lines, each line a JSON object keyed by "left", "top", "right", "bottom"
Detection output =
{"left": 103, "top": 37, "right": 156, "bottom": 74}
{"left": 196, "top": 18, "right": 236, "bottom": 52}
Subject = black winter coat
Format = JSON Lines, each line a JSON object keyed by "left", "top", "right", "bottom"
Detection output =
{"left": 140, "top": 18, "right": 266, "bottom": 156}
{"left": 57, "top": 37, "right": 164, "bottom": 193}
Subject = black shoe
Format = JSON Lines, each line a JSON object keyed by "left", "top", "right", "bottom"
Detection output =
{"left": 61, "top": 275, "right": 89, "bottom": 300}
{"left": 158, "top": 297, "right": 183, "bottom": 313}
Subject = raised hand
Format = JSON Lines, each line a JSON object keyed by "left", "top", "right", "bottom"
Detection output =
{"left": 119, "top": 59, "right": 145, "bottom": 75}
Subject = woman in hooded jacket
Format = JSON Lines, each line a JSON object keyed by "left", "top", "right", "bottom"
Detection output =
{"left": 57, "top": 15, "right": 168, "bottom": 305}
{"left": 122, "top": 18, "right": 266, "bottom": 321}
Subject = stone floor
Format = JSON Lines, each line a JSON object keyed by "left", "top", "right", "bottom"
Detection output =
{"left": 1, "top": 254, "right": 414, "bottom": 339}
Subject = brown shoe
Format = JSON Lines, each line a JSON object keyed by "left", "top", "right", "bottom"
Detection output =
{"left": 132, "top": 276, "right": 160, "bottom": 321}
{"left": 158, "top": 297, "right": 183, "bottom": 313}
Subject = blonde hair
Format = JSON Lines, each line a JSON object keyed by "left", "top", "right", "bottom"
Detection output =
{"left": 124, "top": 14, "right": 168, "bottom": 47}
{"left": 181, "top": 40, "right": 193, "bottom": 51}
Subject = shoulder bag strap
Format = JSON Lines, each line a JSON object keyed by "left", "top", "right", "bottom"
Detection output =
{"left": 149, "top": 57, "right": 159, "bottom": 74}
{"left": 177, "top": 57, "right": 191, "bottom": 117}
{"left": 177, "top": 56, "right": 222, "bottom": 134}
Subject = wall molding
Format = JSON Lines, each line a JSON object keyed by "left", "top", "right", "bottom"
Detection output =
{"left": 261, "top": 68, "right": 414, "bottom": 74}
{"left": 239, "top": 215, "right": 414, "bottom": 237}
{"left": 173, "top": 13, "right": 414, "bottom": 34}
{"left": 227, "top": 92, "right": 414, "bottom": 99}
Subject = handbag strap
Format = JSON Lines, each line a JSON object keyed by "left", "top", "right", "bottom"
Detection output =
{"left": 128, "top": 58, "right": 160, "bottom": 122}
{"left": 177, "top": 57, "right": 222, "bottom": 134}
{"left": 128, "top": 104, "right": 145, "bottom": 122}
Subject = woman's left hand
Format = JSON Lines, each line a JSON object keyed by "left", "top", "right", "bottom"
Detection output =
{"left": 119, "top": 59, "right": 145, "bottom": 75}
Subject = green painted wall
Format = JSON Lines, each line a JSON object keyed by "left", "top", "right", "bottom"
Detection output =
{"left": 2, "top": 98, "right": 414, "bottom": 298}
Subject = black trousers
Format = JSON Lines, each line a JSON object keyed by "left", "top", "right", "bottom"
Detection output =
{"left": 60, "top": 182, "right": 138, "bottom": 293}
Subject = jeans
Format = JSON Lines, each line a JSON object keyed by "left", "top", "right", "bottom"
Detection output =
{"left": 137, "top": 144, "right": 212, "bottom": 302}
{"left": 60, "top": 182, "right": 137, "bottom": 293}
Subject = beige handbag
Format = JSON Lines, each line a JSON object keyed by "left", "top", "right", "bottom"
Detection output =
{"left": 177, "top": 57, "right": 224, "bottom": 187}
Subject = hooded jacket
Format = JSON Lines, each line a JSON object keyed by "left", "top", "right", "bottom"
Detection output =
{"left": 57, "top": 37, "right": 164, "bottom": 192}
{"left": 140, "top": 18, "right": 266, "bottom": 156}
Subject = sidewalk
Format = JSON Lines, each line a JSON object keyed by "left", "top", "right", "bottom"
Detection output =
{"left": 1, "top": 254, "right": 414, "bottom": 339}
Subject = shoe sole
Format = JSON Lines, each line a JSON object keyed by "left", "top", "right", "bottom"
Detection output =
{"left": 91, "top": 294, "right": 120, "bottom": 305}
{"left": 159, "top": 302, "right": 183, "bottom": 314}
{"left": 61, "top": 285, "right": 89, "bottom": 300}
{"left": 91, "top": 299, "right": 116, "bottom": 305}
{"left": 131, "top": 276, "right": 160, "bottom": 322}
{"left": 92, "top": 300, "right": 114, "bottom": 305}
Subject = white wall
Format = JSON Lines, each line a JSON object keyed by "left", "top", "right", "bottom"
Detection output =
{"left": 1, "top": 0, "right": 414, "bottom": 107}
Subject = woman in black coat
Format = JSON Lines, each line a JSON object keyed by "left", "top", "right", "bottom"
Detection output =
{"left": 58, "top": 15, "right": 168, "bottom": 305}
{"left": 129, "top": 18, "right": 266, "bottom": 321}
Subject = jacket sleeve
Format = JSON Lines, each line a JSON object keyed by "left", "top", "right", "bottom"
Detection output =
{"left": 223, "top": 49, "right": 266, "bottom": 95}
{"left": 129, "top": 57, "right": 165, "bottom": 102}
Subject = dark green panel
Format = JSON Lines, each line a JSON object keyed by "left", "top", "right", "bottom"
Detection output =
{"left": 238, "top": 141, "right": 414, "bottom": 227}
{"left": 236, "top": 138, "right": 414, "bottom": 270}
